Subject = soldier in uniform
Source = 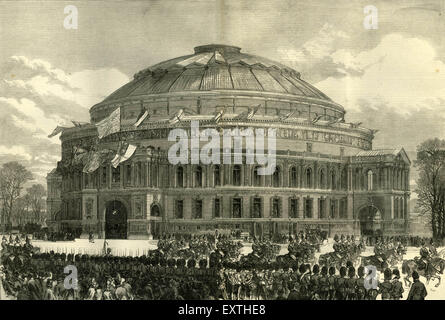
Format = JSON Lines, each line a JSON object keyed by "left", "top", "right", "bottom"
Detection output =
{"left": 355, "top": 266, "right": 366, "bottom": 300}
{"left": 309, "top": 264, "right": 321, "bottom": 300}
{"left": 298, "top": 264, "right": 311, "bottom": 300}
{"left": 318, "top": 266, "right": 329, "bottom": 300}
{"left": 391, "top": 269, "right": 404, "bottom": 300}
{"left": 327, "top": 266, "right": 337, "bottom": 300}
{"left": 335, "top": 266, "right": 347, "bottom": 300}
{"left": 418, "top": 241, "right": 431, "bottom": 271}
{"left": 345, "top": 267, "right": 356, "bottom": 300}
{"left": 379, "top": 268, "right": 393, "bottom": 300}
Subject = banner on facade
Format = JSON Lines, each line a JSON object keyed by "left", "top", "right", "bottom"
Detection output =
{"left": 111, "top": 142, "right": 137, "bottom": 168}
{"left": 96, "top": 107, "right": 121, "bottom": 139}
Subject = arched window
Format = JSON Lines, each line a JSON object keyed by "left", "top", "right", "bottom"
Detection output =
{"left": 195, "top": 166, "right": 203, "bottom": 187}
{"left": 319, "top": 169, "right": 325, "bottom": 189}
{"left": 290, "top": 166, "right": 298, "bottom": 187}
{"left": 176, "top": 167, "right": 184, "bottom": 188}
{"left": 306, "top": 168, "right": 312, "bottom": 188}
{"left": 273, "top": 166, "right": 281, "bottom": 187}
{"left": 331, "top": 171, "right": 336, "bottom": 190}
{"left": 253, "top": 166, "right": 262, "bottom": 186}
{"left": 367, "top": 170, "right": 373, "bottom": 191}
{"left": 213, "top": 165, "right": 221, "bottom": 186}
{"left": 233, "top": 165, "right": 241, "bottom": 186}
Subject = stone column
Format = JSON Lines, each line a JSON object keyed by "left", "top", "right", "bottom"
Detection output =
{"left": 223, "top": 195, "right": 231, "bottom": 219}
{"left": 313, "top": 196, "right": 319, "bottom": 219}
{"left": 348, "top": 166, "right": 353, "bottom": 191}
{"left": 390, "top": 196, "right": 394, "bottom": 219}
{"left": 108, "top": 165, "right": 112, "bottom": 189}
{"left": 347, "top": 194, "right": 354, "bottom": 220}
{"left": 184, "top": 197, "right": 192, "bottom": 220}
{"left": 243, "top": 196, "right": 250, "bottom": 218}
{"left": 263, "top": 196, "right": 271, "bottom": 218}
{"left": 298, "top": 196, "right": 304, "bottom": 219}
{"left": 282, "top": 196, "right": 289, "bottom": 219}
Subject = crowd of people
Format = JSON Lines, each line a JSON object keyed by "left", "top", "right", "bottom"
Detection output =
{"left": 0, "top": 232, "right": 436, "bottom": 300}
{"left": 363, "top": 235, "right": 443, "bottom": 248}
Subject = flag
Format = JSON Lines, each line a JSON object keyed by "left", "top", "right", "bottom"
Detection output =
{"left": 350, "top": 122, "right": 362, "bottom": 128}
{"left": 133, "top": 107, "right": 150, "bottom": 127}
{"left": 279, "top": 110, "right": 295, "bottom": 121}
{"left": 234, "top": 104, "right": 261, "bottom": 120}
{"left": 246, "top": 104, "right": 261, "bottom": 120}
{"left": 213, "top": 108, "right": 225, "bottom": 123}
{"left": 311, "top": 114, "right": 324, "bottom": 124}
{"left": 82, "top": 151, "right": 102, "bottom": 173}
{"left": 96, "top": 107, "right": 121, "bottom": 139}
{"left": 111, "top": 142, "right": 137, "bottom": 168}
{"left": 72, "top": 121, "right": 88, "bottom": 127}
{"left": 72, "top": 146, "right": 88, "bottom": 165}
{"left": 169, "top": 109, "right": 184, "bottom": 125}
{"left": 48, "top": 126, "right": 68, "bottom": 138}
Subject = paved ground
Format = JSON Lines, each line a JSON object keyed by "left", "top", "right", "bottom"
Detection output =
{"left": 2, "top": 239, "right": 445, "bottom": 299}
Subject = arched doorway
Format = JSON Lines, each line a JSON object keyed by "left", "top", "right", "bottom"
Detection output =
{"left": 359, "top": 205, "right": 382, "bottom": 236}
{"left": 105, "top": 200, "right": 127, "bottom": 239}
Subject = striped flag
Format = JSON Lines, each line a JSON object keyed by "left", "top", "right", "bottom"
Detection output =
{"left": 82, "top": 151, "right": 102, "bottom": 173}
{"left": 169, "top": 109, "right": 184, "bottom": 124}
{"left": 213, "top": 108, "right": 225, "bottom": 123}
{"left": 96, "top": 107, "right": 121, "bottom": 139}
{"left": 111, "top": 142, "right": 137, "bottom": 168}
{"left": 133, "top": 107, "right": 150, "bottom": 127}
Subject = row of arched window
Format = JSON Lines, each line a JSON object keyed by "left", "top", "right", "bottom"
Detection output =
{"left": 175, "top": 165, "right": 349, "bottom": 190}
{"left": 173, "top": 196, "right": 349, "bottom": 219}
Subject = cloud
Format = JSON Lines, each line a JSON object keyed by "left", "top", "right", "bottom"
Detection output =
{"left": 0, "top": 145, "right": 32, "bottom": 161}
{"left": 316, "top": 34, "right": 445, "bottom": 117}
{"left": 0, "top": 55, "right": 130, "bottom": 187}
{"left": 2, "top": 56, "right": 129, "bottom": 109}
{"left": 277, "top": 23, "right": 357, "bottom": 82}
{"left": 0, "top": 97, "right": 63, "bottom": 139}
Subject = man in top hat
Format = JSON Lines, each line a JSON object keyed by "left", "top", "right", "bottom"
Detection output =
{"left": 407, "top": 271, "right": 427, "bottom": 300}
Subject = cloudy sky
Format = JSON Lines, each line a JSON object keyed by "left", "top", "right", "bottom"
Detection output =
{"left": 0, "top": 0, "right": 444, "bottom": 190}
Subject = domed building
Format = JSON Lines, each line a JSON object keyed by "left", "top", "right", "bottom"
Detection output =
{"left": 47, "top": 44, "right": 411, "bottom": 239}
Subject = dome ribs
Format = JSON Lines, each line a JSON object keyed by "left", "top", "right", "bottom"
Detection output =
{"left": 281, "top": 72, "right": 317, "bottom": 97}
{"left": 229, "top": 65, "right": 263, "bottom": 91}
{"left": 200, "top": 65, "right": 233, "bottom": 90}
{"left": 149, "top": 69, "right": 184, "bottom": 93}
{"left": 283, "top": 73, "right": 328, "bottom": 100}
{"left": 297, "top": 77, "right": 332, "bottom": 101}
{"left": 93, "top": 45, "right": 343, "bottom": 121}
{"left": 129, "top": 71, "right": 166, "bottom": 96}
{"left": 251, "top": 68, "right": 287, "bottom": 93}
{"left": 169, "top": 67, "right": 205, "bottom": 92}
{"left": 268, "top": 70, "right": 305, "bottom": 95}
{"left": 104, "top": 76, "right": 148, "bottom": 102}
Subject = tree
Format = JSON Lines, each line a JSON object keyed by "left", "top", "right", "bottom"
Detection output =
{"left": 26, "top": 184, "right": 46, "bottom": 223}
{"left": 14, "top": 194, "right": 31, "bottom": 226}
{"left": 414, "top": 138, "right": 445, "bottom": 239}
{"left": 0, "top": 161, "right": 33, "bottom": 230}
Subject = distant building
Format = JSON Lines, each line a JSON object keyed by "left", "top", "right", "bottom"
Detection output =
{"left": 47, "top": 44, "right": 411, "bottom": 239}
{"left": 46, "top": 169, "right": 62, "bottom": 232}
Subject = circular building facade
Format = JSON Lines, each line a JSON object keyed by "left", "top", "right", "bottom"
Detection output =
{"left": 49, "top": 44, "right": 410, "bottom": 239}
